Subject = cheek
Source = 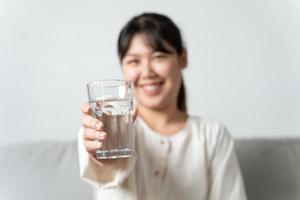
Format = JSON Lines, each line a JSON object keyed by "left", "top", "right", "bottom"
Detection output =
{"left": 153, "top": 62, "right": 175, "bottom": 78}
{"left": 122, "top": 67, "right": 139, "bottom": 82}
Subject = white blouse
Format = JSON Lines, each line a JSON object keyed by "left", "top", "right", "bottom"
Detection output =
{"left": 78, "top": 116, "right": 247, "bottom": 200}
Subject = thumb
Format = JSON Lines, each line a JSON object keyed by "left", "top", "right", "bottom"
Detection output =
{"left": 81, "top": 102, "right": 91, "bottom": 115}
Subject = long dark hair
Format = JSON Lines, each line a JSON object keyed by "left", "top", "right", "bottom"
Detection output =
{"left": 117, "top": 12, "right": 187, "bottom": 112}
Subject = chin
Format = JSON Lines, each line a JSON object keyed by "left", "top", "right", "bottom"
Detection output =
{"left": 135, "top": 87, "right": 173, "bottom": 110}
{"left": 137, "top": 98, "right": 167, "bottom": 110}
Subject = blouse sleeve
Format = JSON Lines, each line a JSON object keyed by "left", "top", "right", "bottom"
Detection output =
{"left": 208, "top": 124, "right": 247, "bottom": 200}
{"left": 78, "top": 127, "right": 136, "bottom": 189}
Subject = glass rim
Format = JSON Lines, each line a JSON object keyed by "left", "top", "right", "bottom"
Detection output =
{"left": 86, "top": 79, "right": 133, "bottom": 87}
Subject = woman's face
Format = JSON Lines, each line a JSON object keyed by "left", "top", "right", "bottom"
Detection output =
{"left": 121, "top": 33, "right": 187, "bottom": 111}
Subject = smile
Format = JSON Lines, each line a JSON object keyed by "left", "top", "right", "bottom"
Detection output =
{"left": 139, "top": 81, "right": 164, "bottom": 96}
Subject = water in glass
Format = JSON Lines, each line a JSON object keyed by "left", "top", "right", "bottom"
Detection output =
{"left": 90, "top": 97, "right": 133, "bottom": 159}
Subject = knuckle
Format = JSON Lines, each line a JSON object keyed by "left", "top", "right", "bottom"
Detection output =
{"left": 81, "top": 103, "right": 90, "bottom": 113}
{"left": 82, "top": 115, "right": 89, "bottom": 125}
{"left": 83, "top": 129, "right": 91, "bottom": 139}
{"left": 83, "top": 115, "right": 98, "bottom": 128}
{"left": 93, "top": 131, "right": 99, "bottom": 140}
{"left": 89, "top": 116, "right": 97, "bottom": 126}
{"left": 85, "top": 129, "right": 96, "bottom": 140}
{"left": 84, "top": 140, "right": 101, "bottom": 152}
{"left": 83, "top": 141, "right": 89, "bottom": 150}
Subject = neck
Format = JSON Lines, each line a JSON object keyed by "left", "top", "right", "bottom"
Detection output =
{"left": 137, "top": 103, "right": 188, "bottom": 136}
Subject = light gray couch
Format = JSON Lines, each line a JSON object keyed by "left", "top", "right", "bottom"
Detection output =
{"left": 0, "top": 139, "right": 299, "bottom": 200}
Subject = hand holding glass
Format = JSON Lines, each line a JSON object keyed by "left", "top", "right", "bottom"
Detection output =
{"left": 87, "top": 80, "right": 134, "bottom": 159}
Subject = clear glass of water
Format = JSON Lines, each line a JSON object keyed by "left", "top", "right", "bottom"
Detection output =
{"left": 86, "top": 80, "right": 134, "bottom": 159}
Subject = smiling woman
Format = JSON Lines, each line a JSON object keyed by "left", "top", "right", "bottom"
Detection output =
{"left": 118, "top": 13, "right": 187, "bottom": 114}
{"left": 121, "top": 33, "right": 186, "bottom": 114}
{"left": 78, "top": 12, "right": 247, "bottom": 200}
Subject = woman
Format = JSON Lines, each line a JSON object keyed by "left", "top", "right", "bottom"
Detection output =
{"left": 79, "top": 12, "right": 247, "bottom": 200}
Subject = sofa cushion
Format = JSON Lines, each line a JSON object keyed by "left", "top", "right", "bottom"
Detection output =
{"left": 0, "top": 141, "right": 93, "bottom": 200}
{"left": 1, "top": 139, "right": 300, "bottom": 200}
{"left": 235, "top": 139, "right": 300, "bottom": 200}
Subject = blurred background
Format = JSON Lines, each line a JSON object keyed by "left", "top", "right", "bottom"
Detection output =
{"left": 0, "top": 0, "right": 299, "bottom": 144}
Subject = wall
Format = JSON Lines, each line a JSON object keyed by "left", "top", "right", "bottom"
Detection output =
{"left": 0, "top": 0, "right": 299, "bottom": 144}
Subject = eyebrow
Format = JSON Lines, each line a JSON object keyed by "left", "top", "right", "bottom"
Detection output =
{"left": 125, "top": 50, "right": 169, "bottom": 57}
{"left": 125, "top": 53, "right": 139, "bottom": 57}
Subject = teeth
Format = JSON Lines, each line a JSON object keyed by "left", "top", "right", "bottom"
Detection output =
{"left": 143, "top": 85, "right": 160, "bottom": 91}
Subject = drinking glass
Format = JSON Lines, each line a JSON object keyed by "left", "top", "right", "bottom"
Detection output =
{"left": 86, "top": 80, "right": 134, "bottom": 159}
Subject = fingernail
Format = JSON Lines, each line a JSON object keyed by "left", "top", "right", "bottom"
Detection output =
{"left": 97, "top": 133, "right": 106, "bottom": 140}
{"left": 95, "top": 123, "right": 101, "bottom": 130}
{"left": 96, "top": 142, "right": 102, "bottom": 148}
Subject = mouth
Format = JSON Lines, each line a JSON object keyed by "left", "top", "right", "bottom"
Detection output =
{"left": 138, "top": 81, "right": 165, "bottom": 96}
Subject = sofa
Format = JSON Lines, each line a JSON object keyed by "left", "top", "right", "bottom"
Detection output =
{"left": 0, "top": 139, "right": 299, "bottom": 200}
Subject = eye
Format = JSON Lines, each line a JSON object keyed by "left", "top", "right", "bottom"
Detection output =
{"left": 126, "top": 59, "right": 140, "bottom": 66}
{"left": 153, "top": 53, "right": 167, "bottom": 60}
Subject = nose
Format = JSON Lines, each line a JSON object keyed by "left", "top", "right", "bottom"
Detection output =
{"left": 140, "top": 59, "right": 156, "bottom": 78}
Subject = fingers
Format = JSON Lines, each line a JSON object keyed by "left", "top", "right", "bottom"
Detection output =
{"left": 81, "top": 102, "right": 103, "bottom": 130}
{"left": 84, "top": 140, "right": 102, "bottom": 154}
{"left": 131, "top": 106, "right": 138, "bottom": 122}
{"left": 82, "top": 114, "right": 103, "bottom": 130}
{"left": 81, "top": 102, "right": 106, "bottom": 156}
{"left": 83, "top": 128, "right": 107, "bottom": 141}
{"left": 81, "top": 103, "right": 91, "bottom": 114}
{"left": 83, "top": 128, "right": 107, "bottom": 154}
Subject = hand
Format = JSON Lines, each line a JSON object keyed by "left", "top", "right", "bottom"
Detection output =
{"left": 80, "top": 102, "right": 138, "bottom": 158}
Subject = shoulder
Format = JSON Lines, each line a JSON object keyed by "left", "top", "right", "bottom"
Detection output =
{"left": 188, "top": 115, "right": 227, "bottom": 135}
{"left": 189, "top": 116, "right": 235, "bottom": 159}
{"left": 188, "top": 115, "right": 232, "bottom": 143}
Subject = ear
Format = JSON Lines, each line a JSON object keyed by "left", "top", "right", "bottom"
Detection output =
{"left": 179, "top": 49, "right": 188, "bottom": 69}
